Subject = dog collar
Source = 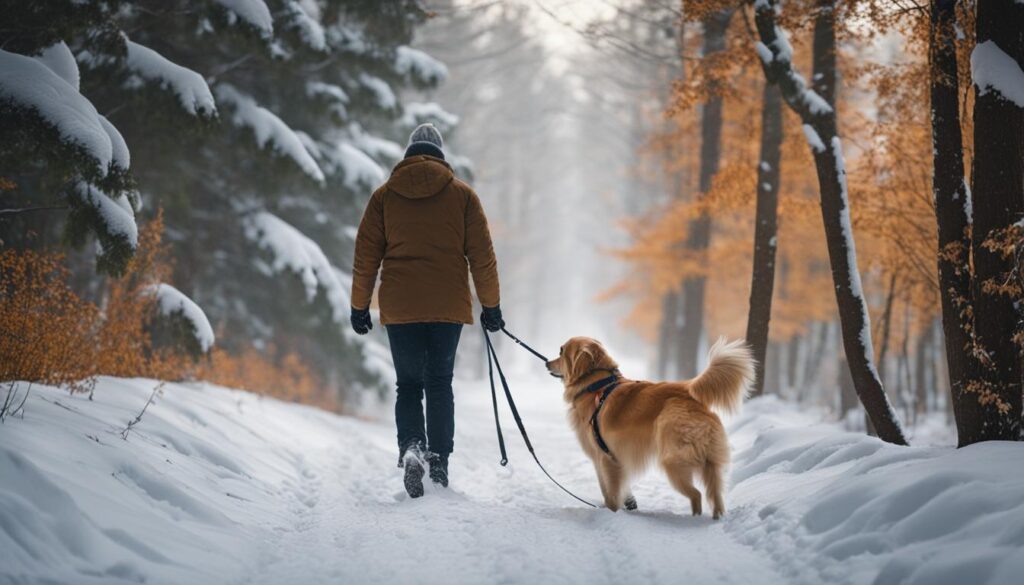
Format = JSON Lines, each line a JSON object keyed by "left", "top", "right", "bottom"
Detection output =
{"left": 573, "top": 369, "right": 621, "bottom": 401}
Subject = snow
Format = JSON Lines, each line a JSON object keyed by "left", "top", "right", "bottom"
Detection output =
{"left": 243, "top": 211, "right": 348, "bottom": 322}
{"left": 0, "top": 49, "right": 114, "bottom": 176}
{"left": 213, "top": 0, "right": 273, "bottom": 38}
{"left": 285, "top": 0, "right": 326, "bottom": 51}
{"left": 755, "top": 42, "right": 774, "bottom": 65}
{"left": 71, "top": 182, "right": 139, "bottom": 249}
{"left": 350, "top": 125, "right": 404, "bottom": 161}
{"left": 802, "top": 124, "right": 825, "bottom": 153}
{"left": 971, "top": 40, "right": 1024, "bottom": 108}
{"left": 34, "top": 41, "right": 80, "bottom": 90}
{"left": 145, "top": 284, "right": 215, "bottom": 353}
{"left": 323, "top": 141, "right": 385, "bottom": 189}
{"left": 802, "top": 88, "right": 833, "bottom": 115}
{"left": 395, "top": 46, "right": 449, "bottom": 84}
{"left": 2, "top": 374, "right": 1021, "bottom": 585}
{"left": 962, "top": 178, "right": 973, "bottom": 225}
{"left": 124, "top": 40, "right": 216, "bottom": 117}
{"left": 358, "top": 73, "right": 397, "bottom": 110}
{"left": 401, "top": 101, "right": 460, "bottom": 131}
{"left": 215, "top": 84, "right": 325, "bottom": 183}
{"left": 98, "top": 115, "right": 131, "bottom": 170}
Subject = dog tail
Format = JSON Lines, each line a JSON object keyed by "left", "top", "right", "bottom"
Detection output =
{"left": 688, "top": 337, "right": 755, "bottom": 415}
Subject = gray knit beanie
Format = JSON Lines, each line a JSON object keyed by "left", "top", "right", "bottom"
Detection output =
{"left": 408, "top": 123, "right": 443, "bottom": 148}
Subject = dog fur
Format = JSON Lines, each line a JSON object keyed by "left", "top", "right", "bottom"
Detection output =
{"left": 547, "top": 337, "right": 754, "bottom": 519}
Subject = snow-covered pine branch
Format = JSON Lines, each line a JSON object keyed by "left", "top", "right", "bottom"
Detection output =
{"left": 400, "top": 102, "right": 459, "bottom": 133}
{"left": 0, "top": 49, "right": 123, "bottom": 179}
{"left": 66, "top": 181, "right": 139, "bottom": 274}
{"left": 144, "top": 283, "right": 216, "bottom": 356}
{"left": 243, "top": 211, "right": 349, "bottom": 322}
{"left": 395, "top": 46, "right": 449, "bottom": 86}
{"left": 212, "top": 0, "right": 274, "bottom": 40}
{"left": 283, "top": 1, "right": 326, "bottom": 52}
{"left": 124, "top": 39, "right": 217, "bottom": 117}
{"left": 214, "top": 84, "right": 325, "bottom": 183}
{"left": 317, "top": 141, "right": 385, "bottom": 190}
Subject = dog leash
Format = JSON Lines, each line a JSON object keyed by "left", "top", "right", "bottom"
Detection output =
{"left": 482, "top": 325, "right": 598, "bottom": 508}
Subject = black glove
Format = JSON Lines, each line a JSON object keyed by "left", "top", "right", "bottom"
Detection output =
{"left": 481, "top": 305, "right": 504, "bottom": 332}
{"left": 351, "top": 307, "right": 373, "bottom": 335}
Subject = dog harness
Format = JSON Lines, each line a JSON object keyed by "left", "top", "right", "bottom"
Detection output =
{"left": 574, "top": 370, "right": 622, "bottom": 460}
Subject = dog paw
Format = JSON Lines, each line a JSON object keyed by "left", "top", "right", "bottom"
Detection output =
{"left": 624, "top": 495, "right": 637, "bottom": 511}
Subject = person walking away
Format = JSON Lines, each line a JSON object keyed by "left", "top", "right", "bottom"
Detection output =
{"left": 350, "top": 123, "right": 505, "bottom": 498}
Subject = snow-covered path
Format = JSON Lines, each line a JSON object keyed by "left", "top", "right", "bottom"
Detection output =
{"left": 5, "top": 369, "right": 1024, "bottom": 585}
{"left": 243, "top": 377, "right": 783, "bottom": 585}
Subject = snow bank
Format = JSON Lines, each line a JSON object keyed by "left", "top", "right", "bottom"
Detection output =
{"left": 0, "top": 49, "right": 114, "bottom": 176}
{"left": 727, "top": 397, "right": 1024, "bottom": 585}
{"left": 971, "top": 40, "right": 1024, "bottom": 108}
{"left": 243, "top": 211, "right": 348, "bottom": 321}
{"left": 1, "top": 377, "right": 1020, "bottom": 584}
{"left": 145, "top": 284, "right": 215, "bottom": 352}
{"left": 125, "top": 40, "right": 216, "bottom": 117}
{"left": 215, "top": 84, "right": 325, "bottom": 182}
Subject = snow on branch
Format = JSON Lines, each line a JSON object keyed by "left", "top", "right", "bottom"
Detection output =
{"left": 284, "top": 1, "right": 326, "bottom": 51}
{"left": 400, "top": 102, "right": 459, "bottom": 132}
{"left": 125, "top": 39, "right": 217, "bottom": 117}
{"left": 0, "top": 49, "right": 116, "bottom": 177}
{"left": 358, "top": 73, "right": 397, "bottom": 110}
{"left": 215, "top": 84, "right": 325, "bottom": 183}
{"left": 33, "top": 42, "right": 80, "bottom": 91}
{"left": 306, "top": 81, "right": 348, "bottom": 119}
{"left": 213, "top": 0, "right": 274, "bottom": 39}
{"left": 243, "top": 211, "right": 349, "bottom": 322}
{"left": 145, "top": 284, "right": 215, "bottom": 353}
{"left": 350, "top": 125, "right": 403, "bottom": 162}
{"left": 971, "top": 40, "right": 1024, "bottom": 108}
{"left": 395, "top": 46, "right": 449, "bottom": 85}
{"left": 323, "top": 142, "right": 385, "bottom": 189}
{"left": 750, "top": 2, "right": 832, "bottom": 121}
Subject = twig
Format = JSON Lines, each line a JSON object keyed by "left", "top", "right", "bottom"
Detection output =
{"left": 121, "top": 382, "right": 164, "bottom": 440}
{"left": 11, "top": 382, "right": 31, "bottom": 419}
{"left": 0, "top": 205, "right": 68, "bottom": 216}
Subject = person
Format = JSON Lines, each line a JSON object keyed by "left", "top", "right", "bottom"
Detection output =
{"left": 350, "top": 123, "right": 504, "bottom": 498}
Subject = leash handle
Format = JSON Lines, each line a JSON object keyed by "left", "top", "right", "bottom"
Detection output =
{"left": 500, "top": 327, "right": 549, "bottom": 363}
{"left": 483, "top": 325, "right": 597, "bottom": 508}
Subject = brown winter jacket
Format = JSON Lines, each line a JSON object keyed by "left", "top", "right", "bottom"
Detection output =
{"left": 350, "top": 155, "right": 500, "bottom": 325}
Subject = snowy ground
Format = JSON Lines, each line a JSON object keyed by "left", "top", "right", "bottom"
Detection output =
{"left": 1, "top": 371, "right": 1022, "bottom": 585}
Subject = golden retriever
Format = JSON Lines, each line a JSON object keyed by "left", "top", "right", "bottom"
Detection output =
{"left": 547, "top": 337, "right": 754, "bottom": 519}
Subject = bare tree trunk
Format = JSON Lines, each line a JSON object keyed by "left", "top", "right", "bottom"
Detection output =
{"left": 753, "top": 0, "right": 907, "bottom": 444}
{"left": 678, "top": 10, "right": 733, "bottom": 378}
{"left": 876, "top": 273, "right": 899, "bottom": 387}
{"left": 929, "top": 0, "right": 982, "bottom": 445}
{"left": 656, "top": 291, "right": 679, "bottom": 379}
{"left": 801, "top": 320, "right": 831, "bottom": 398}
{"left": 965, "top": 0, "right": 1024, "bottom": 443}
{"left": 786, "top": 333, "right": 801, "bottom": 396}
{"left": 746, "top": 82, "right": 783, "bottom": 397}
{"left": 914, "top": 320, "right": 935, "bottom": 423}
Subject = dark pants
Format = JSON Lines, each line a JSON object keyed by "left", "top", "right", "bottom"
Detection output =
{"left": 385, "top": 322, "right": 463, "bottom": 456}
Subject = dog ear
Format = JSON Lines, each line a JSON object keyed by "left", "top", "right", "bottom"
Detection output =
{"left": 570, "top": 344, "right": 595, "bottom": 382}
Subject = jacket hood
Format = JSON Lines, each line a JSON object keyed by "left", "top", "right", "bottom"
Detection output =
{"left": 386, "top": 155, "right": 454, "bottom": 199}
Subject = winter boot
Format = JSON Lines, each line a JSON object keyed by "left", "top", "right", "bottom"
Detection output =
{"left": 428, "top": 452, "right": 449, "bottom": 487}
{"left": 401, "top": 441, "right": 426, "bottom": 498}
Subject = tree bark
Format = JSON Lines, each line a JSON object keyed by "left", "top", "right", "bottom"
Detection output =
{"left": 929, "top": 0, "right": 981, "bottom": 445}
{"left": 745, "top": 82, "right": 783, "bottom": 397}
{"left": 966, "top": 0, "right": 1024, "bottom": 443}
{"left": 753, "top": 0, "right": 907, "bottom": 444}
{"left": 678, "top": 10, "right": 733, "bottom": 378}
{"left": 876, "top": 272, "right": 899, "bottom": 387}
